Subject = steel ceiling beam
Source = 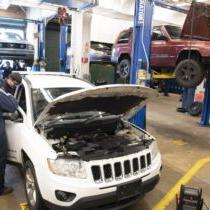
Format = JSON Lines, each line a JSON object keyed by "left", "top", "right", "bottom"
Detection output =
{"left": 155, "top": 0, "right": 188, "bottom": 13}
{"left": 11, "top": 0, "right": 98, "bottom": 11}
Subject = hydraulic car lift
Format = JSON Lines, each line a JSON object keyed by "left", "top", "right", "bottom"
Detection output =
{"left": 59, "top": 24, "right": 68, "bottom": 72}
{"left": 36, "top": 1, "right": 97, "bottom": 73}
{"left": 38, "top": 22, "right": 46, "bottom": 61}
{"left": 180, "top": 74, "right": 210, "bottom": 126}
{"left": 129, "top": 0, "right": 154, "bottom": 129}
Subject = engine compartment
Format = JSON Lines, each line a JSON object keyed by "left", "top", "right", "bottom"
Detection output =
{"left": 40, "top": 118, "right": 153, "bottom": 161}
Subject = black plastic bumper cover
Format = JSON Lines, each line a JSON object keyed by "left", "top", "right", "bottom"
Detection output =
{"left": 44, "top": 175, "right": 160, "bottom": 210}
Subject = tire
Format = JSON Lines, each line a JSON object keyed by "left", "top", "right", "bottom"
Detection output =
{"left": 174, "top": 59, "right": 205, "bottom": 88}
{"left": 117, "top": 58, "right": 130, "bottom": 79}
{"left": 188, "top": 102, "right": 203, "bottom": 116}
{"left": 24, "top": 160, "right": 46, "bottom": 210}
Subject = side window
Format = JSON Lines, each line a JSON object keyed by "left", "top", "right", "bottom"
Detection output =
{"left": 16, "top": 86, "right": 27, "bottom": 113}
{"left": 117, "top": 31, "right": 131, "bottom": 44}
{"left": 152, "top": 28, "right": 167, "bottom": 41}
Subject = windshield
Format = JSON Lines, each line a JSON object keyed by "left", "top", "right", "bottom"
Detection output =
{"left": 165, "top": 25, "right": 181, "bottom": 39}
{"left": 91, "top": 42, "right": 112, "bottom": 51}
{"left": 0, "top": 32, "right": 23, "bottom": 41}
{"left": 32, "top": 87, "right": 81, "bottom": 120}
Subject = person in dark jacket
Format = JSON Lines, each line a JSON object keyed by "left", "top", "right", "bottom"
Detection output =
{"left": 0, "top": 73, "right": 21, "bottom": 196}
{"left": 0, "top": 73, "right": 22, "bottom": 95}
{"left": 2, "top": 61, "right": 12, "bottom": 79}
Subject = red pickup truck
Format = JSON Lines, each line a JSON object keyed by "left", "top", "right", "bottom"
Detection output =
{"left": 111, "top": 2, "right": 210, "bottom": 88}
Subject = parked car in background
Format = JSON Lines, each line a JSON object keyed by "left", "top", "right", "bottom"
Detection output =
{"left": 89, "top": 41, "right": 112, "bottom": 64}
{"left": 6, "top": 72, "right": 161, "bottom": 210}
{"left": 0, "top": 31, "right": 34, "bottom": 66}
{"left": 111, "top": 2, "right": 210, "bottom": 88}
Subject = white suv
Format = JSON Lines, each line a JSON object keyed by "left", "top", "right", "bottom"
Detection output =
{"left": 6, "top": 72, "right": 162, "bottom": 210}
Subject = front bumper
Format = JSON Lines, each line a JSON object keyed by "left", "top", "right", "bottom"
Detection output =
{"left": 90, "top": 55, "right": 112, "bottom": 64}
{"left": 0, "top": 48, "right": 34, "bottom": 61}
{"left": 37, "top": 150, "right": 161, "bottom": 209}
{"left": 45, "top": 175, "right": 160, "bottom": 210}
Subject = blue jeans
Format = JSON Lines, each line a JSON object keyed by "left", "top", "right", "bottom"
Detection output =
{"left": 0, "top": 118, "right": 7, "bottom": 192}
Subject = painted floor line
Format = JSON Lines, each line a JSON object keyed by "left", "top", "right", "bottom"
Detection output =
{"left": 153, "top": 157, "right": 210, "bottom": 210}
{"left": 20, "top": 203, "right": 28, "bottom": 210}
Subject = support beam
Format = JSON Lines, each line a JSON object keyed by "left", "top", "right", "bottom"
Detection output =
{"left": 130, "top": 0, "right": 154, "bottom": 84}
{"left": 38, "top": 22, "right": 46, "bottom": 60}
{"left": 70, "top": 11, "right": 92, "bottom": 79}
{"left": 59, "top": 24, "right": 68, "bottom": 72}
{"left": 129, "top": 0, "right": 154, "bottom": 129}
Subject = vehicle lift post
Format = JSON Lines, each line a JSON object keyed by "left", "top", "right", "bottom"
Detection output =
{"left": 59, "top": 24, "right": 68, "bottom": 73}
{"left": 129, "top": 0, "right": 154, "bottom": 129}
{"left": 181, "top": 87, "right": 196, "bottom": 112}
{"left": 200, "top": 74, "right": 210, "bottom": 126}
{"left": 32, "top": 22, "right": 46, "bottom": 72}
{"left": 38, "top": 22, "right": 46, "bottom": 61}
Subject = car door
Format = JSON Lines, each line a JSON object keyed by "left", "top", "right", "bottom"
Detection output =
{"left": 5, "top": 85, "right": 29, "bottom": 164}
{"left": 151, "top": 26, "right": 174, "bottom": 67}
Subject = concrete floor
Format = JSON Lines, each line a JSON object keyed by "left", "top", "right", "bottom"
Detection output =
{"left": 1, "top": 94, "right": 210, "bottom": 210}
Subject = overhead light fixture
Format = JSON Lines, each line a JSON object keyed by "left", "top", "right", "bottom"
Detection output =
{"left": 0, "top": 0, "right": 12, "bottom": 9}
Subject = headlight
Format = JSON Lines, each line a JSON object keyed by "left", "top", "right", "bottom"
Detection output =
{"left": 150, "top": 141, "right": 159, "bottom": 160}
{"left": 27, "top": 44, "right": 34, "bottom": 50}
{"left": 47, "top": 158, "right": 87, "bottom": 179}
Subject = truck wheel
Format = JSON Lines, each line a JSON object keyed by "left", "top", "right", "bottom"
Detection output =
{"left": 24, "top": 160, "right": 46, "bottom": 210}
{"left": 188, "top": 102, "right": 202, "bottom": 116}
{"left": 117, "top": 58, "right": 130, "bottom": 79}
{"left": 175, "top": 59, "right": 204, "bottom": 88}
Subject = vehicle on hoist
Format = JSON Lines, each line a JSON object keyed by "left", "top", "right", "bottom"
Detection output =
{"left": 5, "top": 72, "right": 161, "bottom": 210}
{"left": 0, "top": 31, "right": 34, "bottom": 66}
{"left": 111, "top": 2, "right": 210, "bottom": 88}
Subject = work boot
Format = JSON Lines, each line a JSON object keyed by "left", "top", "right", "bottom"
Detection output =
{"left": 176, "top": 107, "right": 187, "bottom": 113}
{"left": 0, "top": 186, "right": 13, "bottom": 196}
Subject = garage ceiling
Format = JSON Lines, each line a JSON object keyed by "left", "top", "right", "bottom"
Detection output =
{"left": 42, "top": 0, "right": 97, "bottom": 10}
{"left": 3, "top": 0, "right": 98, "bottom": 11}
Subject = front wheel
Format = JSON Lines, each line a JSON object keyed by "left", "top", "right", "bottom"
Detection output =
{"left": 24, "top": 161, "right": 46, "bottom": 210}
{"left": 117, "top": 58, "right": 130, "bottom": 79}
{"left": 174, "top": 59, "right": 205, "bottom": 88}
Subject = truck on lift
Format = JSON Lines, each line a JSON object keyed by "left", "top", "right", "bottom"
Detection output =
{"left": 111, "top": 2, "right": 210, "bottom": 88}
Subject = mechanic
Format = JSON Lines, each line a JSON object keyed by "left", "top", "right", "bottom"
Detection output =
{"left": 2, "top": 61, "right": 12, "bottom": 79}
{"left": 13, "top": 60, "right": 21, "bottom": 71}
{"left": 0, "top": 73, "right": 22, "bottom": 95}
{"left": 0, "top": 73, "right": 21, "bottom": 196}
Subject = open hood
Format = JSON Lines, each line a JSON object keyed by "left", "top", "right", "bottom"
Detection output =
{"left": 181, "top": 2, "right": 210, "bottom": 41}
{"left": 34, "top": 85, "right": 156, "bottom": 127}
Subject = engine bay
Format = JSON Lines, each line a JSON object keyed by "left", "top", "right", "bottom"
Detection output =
{"left": 40, "top": 118, "right": 153, "bottom": 161}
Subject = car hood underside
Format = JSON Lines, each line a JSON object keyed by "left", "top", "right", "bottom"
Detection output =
{"left": 34, "top": 85, "right": 156, "bottom": 126}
